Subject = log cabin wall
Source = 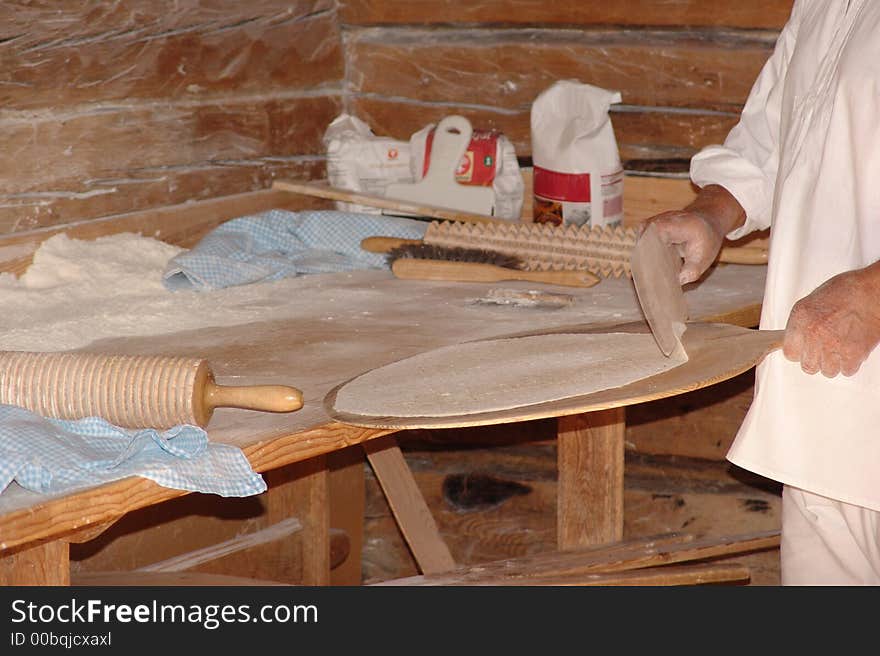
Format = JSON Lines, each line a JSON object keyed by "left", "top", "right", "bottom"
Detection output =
{"left": 0, "top": 1, "right": 344, "bottom": 235}
{"left": 339, "top": 0, "right": 793, "bottom": 166}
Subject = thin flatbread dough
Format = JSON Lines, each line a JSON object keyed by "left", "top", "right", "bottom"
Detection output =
{"left": 333, "top": 332, "right": 688, "bottom": 418}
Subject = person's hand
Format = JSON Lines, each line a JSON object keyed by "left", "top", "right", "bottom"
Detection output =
{"left": 783, "top": 267, "right": 880, "bottom": 377}
{"left": 642, "top": 184, "right": 747, "bottom": 285}
{"left": 645, "top": 209, "right": 725, "bottom": 285}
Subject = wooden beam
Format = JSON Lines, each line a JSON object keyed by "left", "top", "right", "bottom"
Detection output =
{"left": 0, "top": 3, "right": 341, "bottom": 111}
{"left": 557, "top": 407, "right": 626, "bottom": 549}
{"left": 1, "top": 95, "right": 341, "bottom": 199}
{"left": 340, "top": 0, "right": 794, "bottom": 30}
{"left": 346, "top": 28, "right": 773, "bottom": 112}
{"left": 364, "top": 435, "right": 456, "bottom": 574}
{"left": 0, "top": 160, "right": 327, "bottom": 240}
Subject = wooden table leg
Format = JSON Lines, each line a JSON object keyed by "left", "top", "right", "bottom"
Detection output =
{"left": 364, "top": 435, "right": 456, "bottom": 575}
{"left": 265, "top": 455, "right": 331, "bottom": 586}
{"left": 557, "top": 407, "right": 626, "bottom": 550}
{"left": 0, "top": 540, "right": 70, "bottom": 585}
{"left": 328, "top": 447, "right": 366, "bottom": 585}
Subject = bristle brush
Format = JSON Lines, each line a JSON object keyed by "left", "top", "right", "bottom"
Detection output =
{"left": 386, "top": 243, "right": 600, "bottom": 288}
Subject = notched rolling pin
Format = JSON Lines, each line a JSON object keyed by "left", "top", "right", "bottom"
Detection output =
{"left": 0, "top": 351, "right": 304, "bottom": 430}
{"left": 363, "top": 230, "right": 767, "bottom": 278}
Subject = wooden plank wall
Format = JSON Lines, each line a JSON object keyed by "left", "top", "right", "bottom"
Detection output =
{"left": 339, "top": 0, "right": 794, "bottom": 166}
{"left": 0, "top": 1, "right": 344, "bottom": 235}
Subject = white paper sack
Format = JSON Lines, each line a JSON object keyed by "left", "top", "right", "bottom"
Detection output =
{"left": 531, "top": 81, "right": 624, "bottom": 228}
{"left": 322, "top": 114, "right": 414, "bottom": 214}
{"left": 410, "top": 124, "right": 524, "bottom": 221}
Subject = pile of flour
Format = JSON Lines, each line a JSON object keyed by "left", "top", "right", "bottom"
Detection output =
{"left": 0, "top": 232, "right": 317, "bottom": 352}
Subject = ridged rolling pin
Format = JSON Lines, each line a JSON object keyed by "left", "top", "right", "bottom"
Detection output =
{"left": 0, "top": 351, "right": 304, "bottom": 429}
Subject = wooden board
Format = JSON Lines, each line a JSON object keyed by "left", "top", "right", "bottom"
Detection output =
{"left": 325, "top": 322, "right": 782, "bottom": 429}
{"left": 345, "top": 28, "right": 774, "bottom": 112}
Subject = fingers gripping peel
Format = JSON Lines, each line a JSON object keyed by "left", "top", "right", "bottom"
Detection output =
{"left": 783, "top": 269, "right": 880, "bottom": 377}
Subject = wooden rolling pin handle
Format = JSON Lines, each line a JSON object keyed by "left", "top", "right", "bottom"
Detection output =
{"left": 204, "top": 382, "right": 304, "bottom": 414}
{"left": 361, "top": 236, "right": 417, "bottom": 253}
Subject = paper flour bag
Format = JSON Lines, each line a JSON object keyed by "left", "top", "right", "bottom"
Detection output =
{"left": 410, "top": 123, "right": 524, "bottom": 220}
{"left": 322, "top": 114, "right": 413, "bottom": 213}
{"left": 531, "top": 81, "right": 624, "bottom": 227}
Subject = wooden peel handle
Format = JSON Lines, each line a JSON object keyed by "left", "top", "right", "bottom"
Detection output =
{"left": 203, "top": 382, "right": 304, "bottom": 414}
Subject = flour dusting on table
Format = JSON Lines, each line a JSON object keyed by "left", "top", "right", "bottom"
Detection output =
{"left": 0, "top": 233, "right": 347, "bottom": 352}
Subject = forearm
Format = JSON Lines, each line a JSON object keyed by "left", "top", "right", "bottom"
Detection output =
{"left": 685, "top": 185, "right": 747, "bottom": 239}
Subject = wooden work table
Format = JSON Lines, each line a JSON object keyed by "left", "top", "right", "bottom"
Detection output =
{"left": 0, "top": 263, "right": 766, "bottom": 585}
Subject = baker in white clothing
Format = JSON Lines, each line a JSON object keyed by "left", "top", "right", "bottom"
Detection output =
{"left": 643, "top": 0, "right": 880, "bottom": 584}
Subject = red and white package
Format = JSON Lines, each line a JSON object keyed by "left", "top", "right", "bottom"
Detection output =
{"left": 409, "top": 123, "right": 524, "bottom": 221}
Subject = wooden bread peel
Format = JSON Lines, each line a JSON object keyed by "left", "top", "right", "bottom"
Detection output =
{"left": 0, "top": 351, "right": 303, "bottom": 429}
{"left": 325, "top": 321, "right": 783, "bottom": 430}
{"left": 630, "top": 223, "right": 689, "bottom": 356}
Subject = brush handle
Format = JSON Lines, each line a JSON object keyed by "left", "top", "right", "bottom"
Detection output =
{"left": 391, "top": 258, "right": 599, "bottom": 288}
{"left": 362, "top": 236, "right": 421, "bottom": 253}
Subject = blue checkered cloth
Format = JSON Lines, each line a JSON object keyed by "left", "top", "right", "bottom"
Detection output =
{"left": 163, "top": 210, "right": 428, "bottom": 291}
{"left": 0, "top": 405, "right": 265, "bottom": 498}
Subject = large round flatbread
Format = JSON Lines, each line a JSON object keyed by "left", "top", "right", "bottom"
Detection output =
{"left": 333, "top": 332, "right": 687, "bottom": 418}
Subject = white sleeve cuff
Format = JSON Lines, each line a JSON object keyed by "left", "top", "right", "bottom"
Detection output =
{"left": 690, "top": 145, "right": 773, "bottom": 241}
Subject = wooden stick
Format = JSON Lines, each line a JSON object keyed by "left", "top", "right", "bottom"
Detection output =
{"left": 272, "top": 179, "right": 499, "bottom": 224}
{"left": 375, "top": 562, "right": 751, "bottom": 586}
{"left": 375, "top": 529, "right": 780, "bottom": 586}
{"left": 364, "top": 436, "right": 456, "bottom": 575}
{"left": 137, "top": 517, "right": 303, "bottom": 573}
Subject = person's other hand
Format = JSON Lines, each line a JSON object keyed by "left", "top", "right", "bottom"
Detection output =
{"left": 783, "top": 268, "right": 880, "bottom": 377}
{"left": 641, "top": 184, "right": 747, "bottom": 285}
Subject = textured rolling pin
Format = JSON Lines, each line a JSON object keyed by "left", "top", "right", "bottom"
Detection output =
{"left": 0, "top": 351, "right": 304, "bottom": 429}
{"left": 363, "top": 220, "right": 768, "bottom": 278}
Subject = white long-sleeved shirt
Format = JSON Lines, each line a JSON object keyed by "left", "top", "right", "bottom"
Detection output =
{"left": 690, "top": 0, "right": 880, "bottom": 510}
